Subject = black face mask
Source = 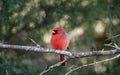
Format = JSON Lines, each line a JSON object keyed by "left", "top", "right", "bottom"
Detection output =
{"left": 52, "top": 30, "right": 58, "bottom": 35}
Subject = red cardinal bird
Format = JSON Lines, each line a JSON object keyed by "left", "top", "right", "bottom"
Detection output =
{"left": 51, "top": 27, "right": 70, "bottom": 66}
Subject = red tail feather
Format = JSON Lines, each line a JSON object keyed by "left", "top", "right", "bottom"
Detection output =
{"left": 60, "top": 54, "right": 67, "bottom": 66}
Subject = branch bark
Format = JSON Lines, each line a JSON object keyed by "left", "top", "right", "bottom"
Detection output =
{"left": 0, "top": 43, "right": 120, "bottom": 75}
{"left": 39, "top": 58, "right": 68, "bottom": 75}
{"left": 65, "top": 54, "right": 120, "bottom": 75}
{"left": 0, "top": 43, "right": 120, "bottom": 58}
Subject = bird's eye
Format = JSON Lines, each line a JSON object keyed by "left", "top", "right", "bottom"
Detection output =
{"left": 52, "top": 30, "right": 58, "bottom": 35}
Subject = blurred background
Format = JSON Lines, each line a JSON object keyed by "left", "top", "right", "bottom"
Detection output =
{"left": 0, "top": 0, "right": 120, "bottom": 75}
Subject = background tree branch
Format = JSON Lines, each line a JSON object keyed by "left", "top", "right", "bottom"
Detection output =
{"left": 65, "top": 54, "right": 120, "bottom": 75}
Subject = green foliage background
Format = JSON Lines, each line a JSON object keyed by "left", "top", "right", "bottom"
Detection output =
{"left": 0, "top": 0, "right": 120, "bottom": 75}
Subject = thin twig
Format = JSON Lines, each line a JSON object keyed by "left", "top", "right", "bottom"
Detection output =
{"left": 28, "top": 37, "right": 40, "bottom": 47}
{"left": 92, "top": 44, "right": 97, "bottom": 67}
{"left": 104, "top": 43, "right": 120, "bottom": 49}
{"left": 106, "top": 34, "right": 120, "bottom": 40}
{"left": 65, "top": 54, "right": 120, "bottom": 75}
{"left": 39, "top": 58, "right": 69, "bottom": 75}
{"left": 6, "top": 69, "right": 9, "bottom": 75}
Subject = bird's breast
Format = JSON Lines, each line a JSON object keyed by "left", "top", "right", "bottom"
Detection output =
{"left": 51, "top": 35, "right": 69, "bottom": 50}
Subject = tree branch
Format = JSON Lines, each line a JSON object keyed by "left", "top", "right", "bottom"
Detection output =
{"left": 0, "top": 43, "right": 72, "bottom": 57}
{"left": 39, "top": 58, "right": 69, "bottom": 75}
{"left": 0, "top": 43, "right": 120, "bottom": 75}
{"left": 0, "top": 43, "right": 120, "bottom": 58}
{"left": 65, "top": 54, "right": 120, "bottom": 75}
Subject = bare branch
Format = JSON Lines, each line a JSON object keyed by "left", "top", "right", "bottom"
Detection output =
{"left": 104, "top": 43, "right": 120, "bottom": 49}
{"left": 106, "top": 34, "right": 120, "bottom": 40}
{"left": 0, "top": 43, "right": 72, "bottom": 57}
{"left": 0, "top": 43, "right": 120, "bottom": 58}
{"left": 0, "top": 43, "right": 120, "bottom": 75}
{"left": 28, "top": 37, "right": 40, "bottom": 47}
{"left": 65, "top": 54, "right": 120, "bottom": 75}
{"left": 6, "top": 69, "right": 9, "bottom": 75}
{"left": 39, "top": 58, "right": 69, "bottom": 75}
